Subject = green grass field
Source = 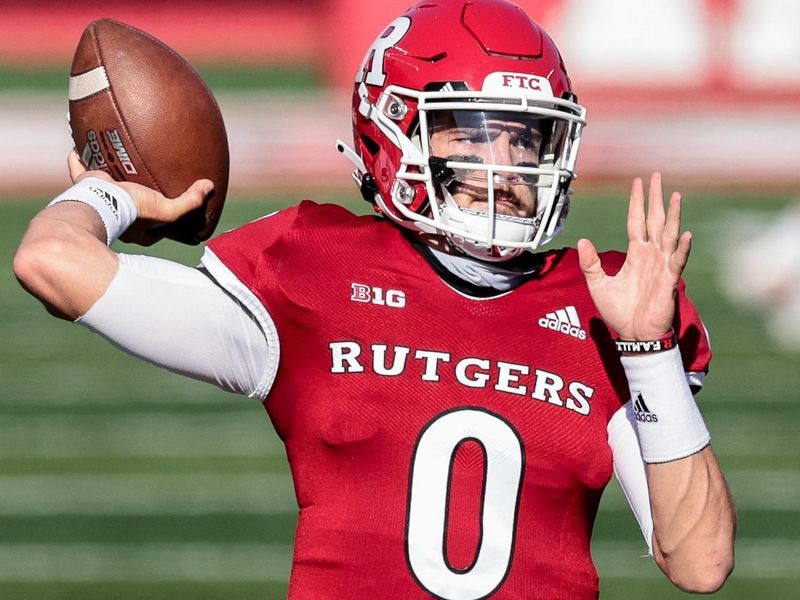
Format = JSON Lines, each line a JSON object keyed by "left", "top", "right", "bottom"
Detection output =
{"left": 2, "top": 191, "right": 799, "bottom": 599}
{"left": 0, "top": 65, "right": 322, "bottom": 93}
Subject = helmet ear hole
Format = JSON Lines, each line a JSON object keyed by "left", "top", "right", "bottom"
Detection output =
{"left": 360, "top": 134, "right": 380, "bottom": 157}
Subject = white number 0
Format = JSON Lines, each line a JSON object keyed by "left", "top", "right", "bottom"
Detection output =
{"left": 406, "top": 408, "right": 524, "bottom": 600}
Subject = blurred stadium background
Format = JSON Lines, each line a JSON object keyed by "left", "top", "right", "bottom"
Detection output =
{"left": 1, "top": 0, "right": 799, "bottom": 598}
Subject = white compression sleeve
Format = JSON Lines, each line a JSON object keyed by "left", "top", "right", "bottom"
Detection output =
{"left": 608, "top": 402, "right": 654, "bottom": 554}
{"left": 77, "top": 253, "right": 277, "bottom": 398}
{"left": 608, "top": 370, "right": 708, "bottom": 554}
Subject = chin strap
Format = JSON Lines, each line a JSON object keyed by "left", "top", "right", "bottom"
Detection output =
{"left": 428, "top": 156, "right": 455, "bottom": 188}
{"left": 359, "top": 174, "right": 380, "bottom": 205}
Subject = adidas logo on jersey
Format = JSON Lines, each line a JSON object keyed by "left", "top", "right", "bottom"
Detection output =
{"left": 538, "top": 306, "right": 587, "bottom": 340}
{"left": 633, "top": 393, "right": 658, "bottom": 423}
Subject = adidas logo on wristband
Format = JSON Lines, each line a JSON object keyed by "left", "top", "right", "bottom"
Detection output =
{"left": 47, "top": 177, "right": 137, "bottom": 246}
{"left": 633, "top": 393, "right": 659, "bottom": 423}
{"left": 88, "top": 185, "right": 120, "bottom": 219}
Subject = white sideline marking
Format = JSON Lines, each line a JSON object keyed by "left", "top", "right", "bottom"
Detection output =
{"left": 68, "top": 67, "right": 110, "bottom": 101}
{"left": 594, "top": 539, "right": 800, "bottom": 579}
{"left": 0, "top": 468, "right": 795, "bottom": 516}
{"left": 0, "top": 539, "right": 794, "bottom": 581}
{"left": 0, "top": 473, "right": 295, "bottom": 516}
{"left": 0, "top": 413, "right": 283, "bottom": 458}
{"left": 0, "top": 542, "right": 292, "bottom": 582}
{"left": 602, "top": 468, "right": 800, "bottom": 512}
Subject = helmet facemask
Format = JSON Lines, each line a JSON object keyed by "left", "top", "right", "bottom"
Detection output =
{"left": 425, "top": 109, "right": 565, "bottom": 261}
{"left": 350, "top": 83, "right": 586, "bottom": 261}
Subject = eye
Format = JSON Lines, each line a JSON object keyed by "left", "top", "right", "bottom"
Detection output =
{"left": 513, "top": 131, "right": 541, "bottom": 152}
{"left": 453, "top": 129, "right": 488, "bottom": 145}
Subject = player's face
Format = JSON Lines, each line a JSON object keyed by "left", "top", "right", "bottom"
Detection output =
{"left": 428, "top": 111, "right": 544, "bottom": 218}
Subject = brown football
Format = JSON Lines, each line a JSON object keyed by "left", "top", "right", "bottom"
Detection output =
{"left": 68, "top": 19, "right": 229, "bottom": 244}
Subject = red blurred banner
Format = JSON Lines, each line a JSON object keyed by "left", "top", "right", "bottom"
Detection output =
{"left": 2, "top": 0, "right": 798, "bottom": 194}
{"left": 6, "top": 0, "right": 797, "bottom": 99}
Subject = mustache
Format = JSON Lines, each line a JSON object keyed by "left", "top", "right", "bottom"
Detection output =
{"left": 448, "top": 180, "right": 524, "bottom": 208}
{"left": 441, "top": 156, "right": 540, "bottom": 186}
{"left": 428, "top": 156, "right": 539, "bottom": 192}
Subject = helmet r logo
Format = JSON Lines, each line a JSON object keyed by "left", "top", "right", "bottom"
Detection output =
{"left": 355, "top": 16, "right": 412, "bottom": 87}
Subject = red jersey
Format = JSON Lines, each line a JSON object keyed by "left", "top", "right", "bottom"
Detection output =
{"left": 205, "top": 201, "right": 711, "bottom": 600}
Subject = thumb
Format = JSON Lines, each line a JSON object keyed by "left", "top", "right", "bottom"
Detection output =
{"left": 158, "top": 179, "right": 213, "bottom": 222}
{"left": 68, "top": 150, "right": 87, "bottom": 182}
{"left": 185, "top": 179, "right": 214, "bottom": 206}
{"left": 68, "top": 149, "right": 112, "bottom": 184}
{"left": 577, "top": 238, "right": 605, "bottom": 284}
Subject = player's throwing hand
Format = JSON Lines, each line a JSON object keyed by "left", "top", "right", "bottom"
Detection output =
{"left": 67, "top": 149, "right": 212, "bottom": 246}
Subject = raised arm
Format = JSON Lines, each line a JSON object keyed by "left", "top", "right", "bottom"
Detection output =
{"left": 13, "top": 150, "right": 209, "bottom": 319}
{"left": 13, "top": 154, "right": 273, "bottom": 397}
{"left": 578, "top": 173, "right": 735, "bottom": 592}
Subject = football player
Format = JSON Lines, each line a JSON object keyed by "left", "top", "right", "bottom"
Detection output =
{"left": 14, "top": 0, "right": 734, "bottom": 597}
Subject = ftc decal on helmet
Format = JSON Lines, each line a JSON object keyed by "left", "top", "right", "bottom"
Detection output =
{"left": 337, "top": 0, "right": 587, "bottom": 261}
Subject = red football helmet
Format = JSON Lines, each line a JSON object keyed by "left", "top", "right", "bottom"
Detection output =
{"left": 337, "top": 0, "right": 587, "bottom": 261}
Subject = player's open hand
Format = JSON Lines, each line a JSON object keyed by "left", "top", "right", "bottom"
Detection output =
{"left": 577, "top": 172, "right": 692, "bottom": 340}
{"left": 67, "top": 149, "right": 212, "bottom": 246}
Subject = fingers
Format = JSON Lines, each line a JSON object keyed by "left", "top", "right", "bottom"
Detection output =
{"left": 68, "top": 149, "right": 114, "bottom": 184}
{"left": 669, "top": 230, "right": 693, "bottom": 275}
{"left": 629, "top": 173, "right": 684, "bottom": 253}
{"left": 626, "top": 177, "right": 646, "bottom": 242}
{"left": 577, "top": 238, "right": 605, "bottom": 284}
{"left": 646, "top": 172, "right": 666, "bottom": 243}
{"left": 661, "top": 191, "right": 682, "bottom": 252}
{"left": 180, "top": 179, "right": 213, "bottom": 213}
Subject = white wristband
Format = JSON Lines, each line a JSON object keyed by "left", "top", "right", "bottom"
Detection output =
{"left": 621, "top": 346, "right": 711, "bottom": 463}
{"left": 47, "top": 177, "right": 138, "bottom": 246}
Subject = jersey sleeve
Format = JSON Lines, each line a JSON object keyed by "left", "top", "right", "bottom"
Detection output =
{"left": 204, "top": 204, "right": 303, "bottom": 290}
{"left": 199, "top": 204, "right": 305, "bottom": 399}
{"left": 674, "top": 278, "right": 712, "bottom": 392}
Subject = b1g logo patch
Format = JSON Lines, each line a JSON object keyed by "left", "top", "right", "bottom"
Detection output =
{"left": 350, "top": 283, "right": 406, "bottom": 308}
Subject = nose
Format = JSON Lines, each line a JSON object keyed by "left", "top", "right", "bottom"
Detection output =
{"left": 488, "top": 131, "right": 529, "bottom": 186}
{"left": 490, "top": 131, "right": 514, "bottom": 165}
